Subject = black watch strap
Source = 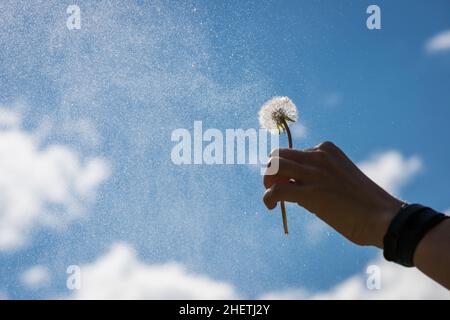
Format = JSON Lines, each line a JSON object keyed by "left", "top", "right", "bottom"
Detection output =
{"left": 383, "top": 204, "right": 449, "bottom": 267}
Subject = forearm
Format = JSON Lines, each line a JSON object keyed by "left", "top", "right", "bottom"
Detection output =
{"left": 413, "top": 219, "right": 450, "bottom": 290}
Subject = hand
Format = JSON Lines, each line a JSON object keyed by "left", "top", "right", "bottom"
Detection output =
{"left": 263, "top": 141, "right": 403, "bottom": 248}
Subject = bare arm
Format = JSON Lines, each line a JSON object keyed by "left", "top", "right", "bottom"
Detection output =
{"left": 263, "top": 141, "right": 450, "bottom": 290}
{"left": 414, "top": 219, "right": 450, "bottom": 289}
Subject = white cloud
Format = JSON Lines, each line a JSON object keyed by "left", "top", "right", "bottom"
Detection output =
{"left": 0, "top": 108, "right": 110, "bottom": 251}
{"left": 312, "top": 257, "right": 450, "bottom": 299}
{"left": 21, "top": 265, "right": 50, "bottom": 289}
{"left": 426, "top": 30, "right": 450, "bottom": 53}
{"left": 67, "top": 243, "right": 238, "bottom": 300}
{"left": 68, "top": 242, "right": 239, "bottom": 300}
{"left": 68, "top": 241, "right": 449, "bottom": 300}
{"left": 358, "top": 151, "right": 422, "bottom": 195}
{"left": 261, "top": 255, "right": 450, "bottom": 300}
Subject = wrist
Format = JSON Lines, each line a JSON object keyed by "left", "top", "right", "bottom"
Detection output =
{"left": 372, "top": 198, "right": 404, "bottom": 249}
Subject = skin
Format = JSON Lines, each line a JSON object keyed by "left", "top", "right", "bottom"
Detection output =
{"left": 263, "top": 141, "right": 450, "bottom": 290}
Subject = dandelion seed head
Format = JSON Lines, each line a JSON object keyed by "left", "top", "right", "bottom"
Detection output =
{"left": 258, "top": 96, "right": 298, "bottom": 133}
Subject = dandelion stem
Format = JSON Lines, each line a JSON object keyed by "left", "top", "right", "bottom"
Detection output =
{"left": 280, "top": 118, "right": 293, "bottom": 235}
{"left": 280, "top": 201, "right": 288, "bottom": 235}
{"left": 282, "top": 119, "right": 293, "bottom": 149}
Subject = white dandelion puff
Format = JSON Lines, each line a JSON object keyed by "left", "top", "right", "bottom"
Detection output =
{"left": 259, "top": 96, "right": 298, "bottom": 133}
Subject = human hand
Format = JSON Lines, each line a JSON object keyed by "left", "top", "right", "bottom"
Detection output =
{"left": 263, "top": 141, "right": 403, "bottom": 248}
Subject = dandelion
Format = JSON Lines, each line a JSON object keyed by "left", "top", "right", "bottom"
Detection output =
{"left": 259, "top": 96, "right": 298, "bottom": 235}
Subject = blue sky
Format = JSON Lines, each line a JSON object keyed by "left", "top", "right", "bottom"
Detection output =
{"left": 0, "top": 0, "right": 450, "bottom": 299}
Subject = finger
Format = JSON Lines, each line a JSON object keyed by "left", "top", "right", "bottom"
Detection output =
{"left": 263, "top": 176, "right": 290, "bottom": 189}
{"left": 270, "top": 148, "right": 319, "bottom": 165}
{"left": 263, "top": 157, "right": 317, "bottom": 189}
{"left": 263, "top": 182, "right": 305, "bottom": 210}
